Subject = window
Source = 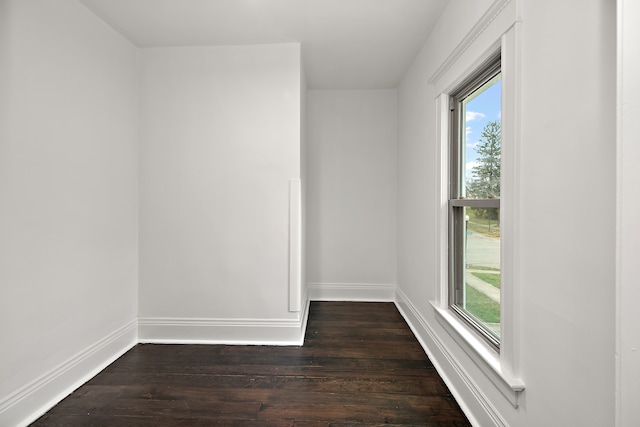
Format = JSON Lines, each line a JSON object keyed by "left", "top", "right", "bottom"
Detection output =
{"left": 434, "top": 25, "right": 524, "bottom": 405}
{"left": 449, "top": 53, "right": 502, "bottom": 348}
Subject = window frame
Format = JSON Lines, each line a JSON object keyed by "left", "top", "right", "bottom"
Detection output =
{"left": 448, "top": 53, "right": 502, "bottom": 350}
{"left": 430, "top": 24, "right": 525, "bottom": 407}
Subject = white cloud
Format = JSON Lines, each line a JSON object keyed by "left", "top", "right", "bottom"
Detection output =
{"left": 466, "top": 126, "right": 472, "bottom": 135}
{"left": 466, "top": 141, "right": 479, "bottom": 148}
{"left": 466, "top": 111, "right": 486, "bottom": 121}
{"left": 497, "top": 111, "right": 502, "bottom": 119}
{"left": 466, "top": 161, "right": 478, "bottom": 171}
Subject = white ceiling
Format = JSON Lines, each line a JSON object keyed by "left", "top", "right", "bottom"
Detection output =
{"left": 79, "top": 0, "right": 448, "bottom": 89}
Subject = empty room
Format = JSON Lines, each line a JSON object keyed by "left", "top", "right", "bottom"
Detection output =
{"left": 1, "top": 0, "right": 639, "bottom": 426}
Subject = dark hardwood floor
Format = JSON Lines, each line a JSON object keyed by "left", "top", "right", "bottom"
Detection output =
{"left": 31, "top": 302, "right": 471, "bottom": 426}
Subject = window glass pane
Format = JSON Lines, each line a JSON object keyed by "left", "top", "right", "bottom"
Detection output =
{"left": 463, "top": 207, "right": 500, "bottom": 338}
{"left": 449, "top": 55, "right": 502, "bottom": 347}
{"left": 461, "top": 74, "right": 501, "bottom": 199}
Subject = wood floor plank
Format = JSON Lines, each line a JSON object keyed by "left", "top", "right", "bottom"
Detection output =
{"left": 30, "top": 302, "right": 470, "bottom": 426}
{"left": 88, "top": 372, "right": 451, "bottom": 396}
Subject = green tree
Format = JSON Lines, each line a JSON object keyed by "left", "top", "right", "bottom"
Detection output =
{"left": 467, "top": 120, "right": 501, "bottom": 229}
{"left": 469, "top": 120, "right": 501, "bottom": 198}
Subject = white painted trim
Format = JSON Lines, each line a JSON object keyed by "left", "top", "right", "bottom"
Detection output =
{"left": 138, "top": 308, "right": 309, "bottom": 346}
{"left": 298, "top": 287, "right": 311, "bottom": 344}
{"left": 308, "top": 282, "right": 396, "bottom": 302}
{"left": 395, "top": 289, "right": 507, "bottom": 427}
{"left": 616, "top": 1, "right": 640, "bottom": 425}
{"left": 289, "top": 178, "right": 302, "bottom": 312}
{"left": 435, "top": 93, "right": 450, "bottom": 309}
{"left": 615, "top": 2, "right": 624, "bottom": 423}
{"left": 498, "top": 21, "right": 522, "bottom": 380}
{"left": 429, "top": 0, "right": 512, "bottom": 84}
{"left": 431, "top": 303, "right": 524, "bottom": 406}
{"left": 433, "top": 22, "right": 524, "bottom": 407}
{"left": 0, "top": 320, "right": 138, "bottom": 427}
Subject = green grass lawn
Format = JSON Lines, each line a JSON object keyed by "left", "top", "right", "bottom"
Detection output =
{"left": 465, "top": 285, "right": 500, "bottom": 324}
{"left": 470, "top": 272, "right": 500, "bottom": 289}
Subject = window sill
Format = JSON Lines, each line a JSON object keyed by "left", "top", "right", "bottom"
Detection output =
{"left": 431, "top": 301, "right": 525, "bottom": 408}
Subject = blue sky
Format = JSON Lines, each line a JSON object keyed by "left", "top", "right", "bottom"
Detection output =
{"left": 463, "top": 78, "right": 501, "bottom": 180}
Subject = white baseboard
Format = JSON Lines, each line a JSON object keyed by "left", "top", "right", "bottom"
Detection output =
{"left": 0, "top": 319, "right": 138, "bottom": 427}
{"left": 308, "top": 282, "right": 396, "bottom": 302}
{"left": 394, "top": 289, "right": 508, "bottom": 427}
{"left": 139, "top": 297, "right": 311, "bottom": 346}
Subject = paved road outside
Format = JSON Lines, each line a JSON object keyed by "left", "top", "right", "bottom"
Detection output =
{"left": 464, "top": 230, "right": 501, "bottom": 336}
{"left": 465, "top": 230, "right": 500, "bottom": 305}
{"left": 465, "top": 230, "right": 500, "bottom": 269}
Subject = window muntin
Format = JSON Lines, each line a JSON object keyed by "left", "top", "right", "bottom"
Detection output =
{"left": 449, "top": 54, "right": 502, "bottom": 348}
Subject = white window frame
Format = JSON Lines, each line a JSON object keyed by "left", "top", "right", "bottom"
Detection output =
{"left": 431, "top": 25, "right": 525, "bottom": 407}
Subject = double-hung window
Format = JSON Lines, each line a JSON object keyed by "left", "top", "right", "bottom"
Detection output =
{"left": 449, "top": 53, "right": 502, "bottom": 348}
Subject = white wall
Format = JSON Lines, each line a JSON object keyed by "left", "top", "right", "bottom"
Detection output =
{"left": 138, "top": 44, "right": 305, "bottom": 343}
{"left": 617, "top": 0, "right": 640, "bottom": 424}
{"left": 0, "top": 0, "right": 625, "bottom": 425}
{"left": 306, "top": 90, "right": 397, "bottom": 300}
{"left": 397, "top": 0, "right": 616, "bottom": 426}
{"left": 0, "top": 1, "right": 139, "bottom": 425}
